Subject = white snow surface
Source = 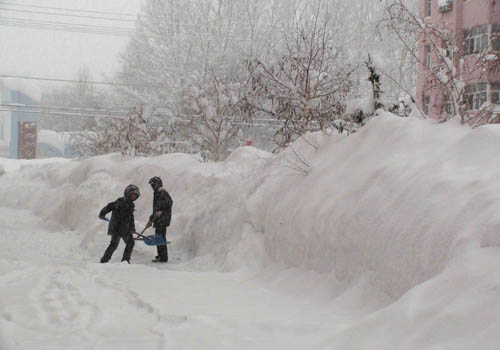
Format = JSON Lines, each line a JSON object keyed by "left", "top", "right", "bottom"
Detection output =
{"left": 345, "top": 95, "right": 375, "bottom": 115}
{"left": 2, "top": 113, "right": 500, "bottom": 349}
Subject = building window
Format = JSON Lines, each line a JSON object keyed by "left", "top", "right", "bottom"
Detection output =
{"left": 423, "top": 95, "right": 430, "bottom": 115}
{"left": 492, "top": 25, "right": 500, "bottom": 51}
{"left": 426, "top": 0, "right": 432, "bottom": 17}
{"left": 464, "top": 25, "right": 489, "bottom": 55}
{"left": 425, "top": 44, "right": 431, "bottom": 68}
{"left": 491, "top": 82, "right": 500, "bottom": 104}
{"left": 464, "top": 82, "right": 488, "bottom": 110}
{"left": 443, "top": 93, "right": 455, "bottom": 115}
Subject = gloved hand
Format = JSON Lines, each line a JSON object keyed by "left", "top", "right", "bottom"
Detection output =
{"left": 146, "top": 221, "right": 153, "bottom": 229}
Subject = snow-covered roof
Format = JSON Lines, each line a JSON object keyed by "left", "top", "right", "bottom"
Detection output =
{"left": 37, "top": 130, "right": 68, "bottom": 154}
{"left": 0, "top": 78, "right": 41, "bottom": 101}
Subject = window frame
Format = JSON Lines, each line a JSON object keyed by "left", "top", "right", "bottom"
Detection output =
{"left": 464, "top": 24, "right": 489, "bottom": 55}
{"left": 443, "top": 93, "right": 455, "bottom": 115}
{"left": 464, "top": 82, "right": 488, "bottom": 111}
{"left": 426, "top": 0, "right": 432, "bottom": 17}
{"left": 425, "top": 44, "right": 432, "bottom": 69}
{"left": 423, "top": 95, "right": 431, "bottom": 115}
{"left": 491, "top": 82, "right": 500, "bottom": 104}
{"left": 492, "top": 25, "right": 500, "bottom": 52}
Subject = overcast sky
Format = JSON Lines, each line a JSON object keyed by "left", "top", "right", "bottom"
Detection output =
{"left": 0, "top": 0, "right": 142, "bottom": 90}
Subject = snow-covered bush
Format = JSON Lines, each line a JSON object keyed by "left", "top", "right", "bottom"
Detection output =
{"left": 72, "top": 107, "right": 171, "bottom": 157}
{"left": 343, "top": 54, "right": 393, "bottom": 132}
{"left": 175, "top": 75, "right": 244, "bottom": 162}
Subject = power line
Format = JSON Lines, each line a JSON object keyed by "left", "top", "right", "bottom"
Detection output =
{"left": 0, "top": 103, "right": 131, "bottom": 115}
{"left": 0, "top": 16, "right": 134, "bottom": 33}
{"left": 2, "top": 103, "right": 286, "bottom": 123}
{"left": 0, "top": 1, "right": 137, "bottom": 18}
{"left": 0, "top": 16, "right": 267, "bottom": 41}
{"left": 1, "top": 105, "right": 285, "bottom": 127}
{"left": 0, "top": 2, "right": 278, "bottom": 31}
{"left": 0, "top": 19, "right": 132, "bottom": 37}
{"left": 0, "top": 108, "right": 127, "bottom": 120}
{"left": 0, "top": 74, "right": 163, "bottom": 88}
{"left": 0, "top": 6, "right": 138, "bottom": 23}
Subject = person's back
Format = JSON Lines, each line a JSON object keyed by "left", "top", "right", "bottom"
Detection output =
{"left": 104, "top": 196, "right": 135, "bottom": 236}
{"left": 152, "top": 187, "right": 173, "bottom": 227}
{"left": 99, "top": 185, "right": 140, "bottom": 264}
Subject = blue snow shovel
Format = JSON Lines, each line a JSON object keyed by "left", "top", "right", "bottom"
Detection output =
{"left": 100, "top": 217, "right": 168, "bottom": 246}
{"left": 134, "top": 230, "right": 168, "bottom": 246}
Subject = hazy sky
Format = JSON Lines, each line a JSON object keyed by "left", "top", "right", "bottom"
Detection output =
{"left": 0, "top": 0, "right": 142, "bottom": 89}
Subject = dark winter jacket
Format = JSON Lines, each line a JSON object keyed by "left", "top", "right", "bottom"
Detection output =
{"left": 99, "top": 197, "right": 136, "bottom": 236}
{"left": 149, "top": 187, "right": 173, "bottom": 228}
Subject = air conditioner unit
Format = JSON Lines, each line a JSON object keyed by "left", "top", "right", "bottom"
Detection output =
{"left": 438, "top": 0, "right": 453, "bottom": 13}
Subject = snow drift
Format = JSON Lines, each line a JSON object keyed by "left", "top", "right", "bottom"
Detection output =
{"left": 3, "top": 113, "right": 500, "bottom": 348}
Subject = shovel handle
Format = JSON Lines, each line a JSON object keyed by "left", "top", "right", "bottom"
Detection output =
{"left": 134, "top": 231, "right": 147, "bottom": 239}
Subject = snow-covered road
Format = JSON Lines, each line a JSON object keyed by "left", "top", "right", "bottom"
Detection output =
{"left": 0, "top": 206, "right": 342, "bottom": 350}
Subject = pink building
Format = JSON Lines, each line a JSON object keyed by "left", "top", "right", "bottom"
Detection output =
{"left": 417, "top": 0, "right": 500, "bottom": 121}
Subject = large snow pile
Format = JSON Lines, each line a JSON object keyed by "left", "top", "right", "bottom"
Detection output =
{"left": 2, "top": 113, "right": 500, "bottom": 349}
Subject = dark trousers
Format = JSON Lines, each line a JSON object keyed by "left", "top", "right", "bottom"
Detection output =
{"left": 155, "top": 225, "right": 168, "bottom": 262}
{"left": 101, "top": 231, "right": 135, "bottom": 263}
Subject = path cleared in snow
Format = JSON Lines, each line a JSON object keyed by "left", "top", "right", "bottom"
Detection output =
{"left": 0, "top": 207, "right": 344, "bottom": 350}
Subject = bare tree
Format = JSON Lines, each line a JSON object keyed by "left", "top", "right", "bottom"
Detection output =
{"left": 112, "top": 0, "right": 417, "bottom": 152}
{"left": 244, "top": 3, "right": 354, "bottom": 147}
{"left": 40, "top": 67, "right": 104, "bottom": 131}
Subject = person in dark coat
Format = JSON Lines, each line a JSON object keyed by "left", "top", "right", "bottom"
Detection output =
{"left": 147, "top": 176, "right": 173, "bottom": 263}
{"left": 99, "top": 184, "right": 140, "bottom": 264}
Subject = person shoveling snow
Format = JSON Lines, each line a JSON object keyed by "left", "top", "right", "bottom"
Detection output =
{"left": 147, "top": 176, "right": 173, "bottom": 263}
{"left": 99, "top": 184, "right": 140, "bottom": 264}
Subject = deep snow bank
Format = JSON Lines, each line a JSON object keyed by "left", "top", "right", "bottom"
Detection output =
{"left": 2, "top": 114, "right": 500, "bottom": 302}
{"left": 255, "top": 115, "right": 500, "bottom": 299}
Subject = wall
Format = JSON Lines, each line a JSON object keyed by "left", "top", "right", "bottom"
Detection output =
{"left": 0, "top": 87, "right": 11, "bottom": 157}
{"left": 8, "top": 90, "right": 39, "bottom": 159}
